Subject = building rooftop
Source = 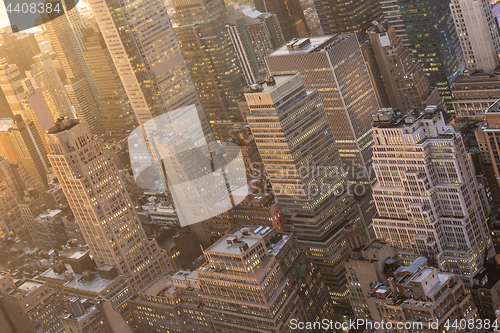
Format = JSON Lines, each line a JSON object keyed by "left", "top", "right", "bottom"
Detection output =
{"left": 207, "top": 232, "right": 263, "bottom": 256}
{"left": 35, "top": 209, "right": 62, "bottom": 220}
{"left": 16, "top": 280, "right": 43, "bottom": 295}
{"left": 472, "top": 263, "right": 500, "bottom": 289}
{"left": 267, "top": 35, "right": 348, "bottom": 56}
{"left": 363, "top": 239, "right": 386, "bottom": 252}
{"left": 453, "top": 68, "right": 500, "bottom": 85}
{"left": 244, "top": 74, "right": 295, "bottom": 94}
{"left": 41, "top": 264, "right": 121, "bottom": 294}
{"left": 411, "top": 267, "right": 433, "bottom": 282}
{"left": 47, "top": 118, "right": 80, "bottom": 134}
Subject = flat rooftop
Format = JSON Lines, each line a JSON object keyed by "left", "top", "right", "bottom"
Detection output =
{"left": 40, "top": 264, "right": 121, "bottom": 293}
{"left": 267, "top": 35, "right": 348, "bottom": 57}
{"left": 453, "top": 69, "right": 500, "bottom": 85}
{"left": 17, "top": 280, "right": 43, "bottom": 295}
{"left": 245, "top": 74, "right": 295, "bottom": 94}
{"left": 64, "top": 270, "right": 121, "bottom": 294}
{"left": 411, "top": 267, "right": 433, "bottom": 282}
{"left": 35, "top": 209, "right": 62, "bottom": 220}
{"left": 206, "top": 225, "right": 273, "bottom": 256}
{"left": 363, "top": 239, "right": 386, "bottom": 252}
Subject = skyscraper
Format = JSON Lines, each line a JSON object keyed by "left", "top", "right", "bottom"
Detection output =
{"left": 366, "top": 21, "right": 442, "bottom": 112}
{"left": 88, "top": 0, "right": 201, "bottom": 128}
{"left": 371, "top": 106, "right": 494, "bottom": 287}
{"left": 381, "top": 0, "right": 465, "bottom": 107}
{"left": 42, "top": 1, "right": 100, "bottom": 98}
{"left": 265, "top": 35, "right": 380, "bottom": 187}
{"left": 450, "top": 0, "right": 500, "bottom": 72}
{"left": 245, "top": 73, "right": 364, "bottom": 302}
{"left": 81, "top": 27, "right": 136, "bottom": 133}
{"left": 450, "top": 0, "right": 500, "bottom": 124}
{"left": 29, "top": 52, "right": 75, "bottom": 121}
{"left": 172, "top": 0, "right": 246, "bottom": 140}
{"left": 254, "top": 0, "right": 309, "bottom": 41}
{"left": 0, "top": 31, "right": 40, "bottom": 77}
{"left": 475, "top": 99, "right": 500, "bottom": 206}
{"left": 226, "top": 5, "right": 285, "bottom": 84}
{"left": 42, "top": 8, "right": 105, "bottom": 135}
{"left": 0, "top": 59, "right": 27, "bottom": 120}
{"left": 198, "top": 226, "right": 335, "bottom": 332}
{"left": 313, "top": 0, "right": 383, "bottom": 40}
{"left": 0, "top": 116, "right": 50, "bottom": 188}
{"left": 46, "top": 118, "right": 171, "bottom": 291}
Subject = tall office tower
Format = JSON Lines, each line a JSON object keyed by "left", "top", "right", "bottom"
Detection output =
{"left": 450, "top": 0, "right": 500, "bottom": 124}
{"left": 0, "top": 171, "right": 26, "bottom": 243}
{"left": 266, "top": 36, "right": 379, "bottom": 188}
{"left": 65, "top": 77, "right": 105, "bottom": 136}
{"left": 366, "top": 21, "right": 442, "bottom": 112}
{"left": 172, "top": 0, "right": 246, "bottom": 140}
{"left": 312, "top": 0, "right": 383, "bottom": 40}
{"left": 381, "top": 0, "right": 465, "bottom": 108}
{"left": 0, "top": 59, "right": 27, "bottom": 120}
{"left": 21, "top": 80, "right": 54, "bottom": 154}
{"left": 371, "top": 107, "right": 494, "bottom": 287}
{"left": 197, "top": 226, "right": 335, "bottom": 332}
{"left": 42, "top": 6, "right": 105, "bottom": 135}
{"left": 254, "top": 0, "right": 309, "bottom": 41}
{"left": 0, "top": 35, "right": 37, "bottom": 77}
{"left": 88, "top": 0, "right": 201, "bottom": 128}
{"left": 0, "top": 29, "right": 41, "bottom": 76}
{"left": 0, "top": 158, "right": 49, "bottom": 246}
{"left": 42, "top": 2, "right": 99, "bottom": 99}
{"left": 30, "top": 52, "right": 74, "bottom": 121}
{"left": 245, "top": 73, "right": 364, "bottom": 302}
{"left": 0, "top": 117, "right": 50, "bottom": 188}
{"left": 475, "top": 100, "right": 500, "bottom": 206}
{"left": 1, "top": 278, "right": 65, "bottom": 333}
{"left": 81, "top": 27, "right": 136, "bottom": 133}
{"left": 226, "top": 5, "right": 285, "bottom": 84}
{"left": 450, "top": 0, "right": 500, "bottom": 72}
{"left": 46, "top": 118, "right": 171, "bottom": 291}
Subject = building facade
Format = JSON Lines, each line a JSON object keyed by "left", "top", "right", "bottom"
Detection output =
{"left": 226, "top": 6, "right": 285, "bottom": 85}
{"left": 313, "top": 0, "right": 383, "bottom": 40}
{"left": 366, "top": 21, "right": 442, "bottom": 113}
{"left": 254, "top": 0, "right": 309, "bottom": 41}
{"left": 46, "top": 118, "right": 171, "bottom": 291}
{"left": 265, "top": 35, "right": 380, "bottom": 187}
{"left": 88, "top": 0, "right": 201, "bottom": 128}
{"left": 372, "top": 107, "right": 494, "bottom": 287}
{"left": 450, "top": 0, "right": 500, "bottom": 72}
{"left": 245, "top": 73, "right": 364, "bottom": 302}
{"left": 381, "top": 0, "right": 465, "bottom": 107}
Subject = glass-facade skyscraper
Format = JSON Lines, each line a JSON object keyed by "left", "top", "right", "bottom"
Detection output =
{"left": 381, "top": 0, "right": 465, "bottom": 108}
{"left": 313, "top": 0, "right": 384, "bottom": 41}
{"left": 254, "top": 0, "right": 309, "bottom": 41}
